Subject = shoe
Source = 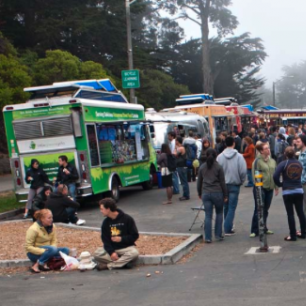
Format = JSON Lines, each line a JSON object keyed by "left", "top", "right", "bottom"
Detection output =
{"left": 204, "top": 240, "right": 212, "bottom": 243}
{"left": 76, "top": 219, "right": 86, "bottom": 226}
{"left": 38, "top": 264, "right": 50, "bottom": 271}
{"left": 96, "top": 263, "right": 108, "bottom": 271}
{"left": 121, "top": 262, "right": 134, "bottom": 269}
{"left": 266, "top": 230, "right": 274, "bottom": 235}
{"left": 249, "top": 233, "right": 257, "bottom": 238}
{"left": 216, "top": 236, "right": 224, "bottom": 241}
{"left": 224, "top": 230, "right": 235, "bottom": 236}
{"left": 179, "top": 197, "right": 190, "bottom": 201}
{"left": 284, "top": 236, "right": 296, "bottom": 241}
{"left": 29, "top": 267, "right": 40, "bottom": 273}
{"left": 162, "top": 201, "right": 172, "bottom": 205}
{"left": 297, "top": 234, "right": 306, "bottom": 239}
{"left": 23, "top": 214, "right": 28, "bottom": 219}
{"left": 173, "top": 192, "right": 180, "bottom": 195}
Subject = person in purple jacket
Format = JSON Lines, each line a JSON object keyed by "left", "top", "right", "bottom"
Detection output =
{"left": 273, "top": 147, "right": 306, "bottom": 241}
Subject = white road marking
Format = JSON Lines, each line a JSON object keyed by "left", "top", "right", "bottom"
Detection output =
{"left": 245, "top": 246, "right": 281, "bottom": 255}
{"left": 299, "top": 271, "right": 306, "bottom": 283}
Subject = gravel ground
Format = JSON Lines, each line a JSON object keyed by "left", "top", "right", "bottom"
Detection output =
{"left": 0, "top": 221, "right": 187, "bottom": 260}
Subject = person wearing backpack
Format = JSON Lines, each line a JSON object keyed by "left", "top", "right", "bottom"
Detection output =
{"left": 275, "top": 133, "right": 289, "bottom": 164}
{"left": 175, "top": 136, "right": 190, "bottom": 201}
{"left": 268, "top": 126, "right": 278, "bottom": 160}
{"left": 157, "top": 144, "right": 174, "bottom": 205}
{"left": 183, "top": 130, "right": 198, "bottom": 182}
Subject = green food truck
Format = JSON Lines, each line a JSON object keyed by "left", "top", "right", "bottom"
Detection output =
{"left": 3, "top": 79, "right": 157, "bottom": 203}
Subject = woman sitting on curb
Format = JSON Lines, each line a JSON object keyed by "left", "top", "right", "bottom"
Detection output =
{"left": 25, "top": 209, "right": 70, "bottom": 273}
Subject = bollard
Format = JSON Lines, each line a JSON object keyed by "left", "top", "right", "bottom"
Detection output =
{"left": 254, "top": 164, "right": 269, "bottom": 252}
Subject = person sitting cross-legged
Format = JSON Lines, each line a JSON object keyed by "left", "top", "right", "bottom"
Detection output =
{"left": 94, "top": 198, "right": 139, "bottom": 270}
{"left": 25, "top": 209, "right": 70, "bottom": 273}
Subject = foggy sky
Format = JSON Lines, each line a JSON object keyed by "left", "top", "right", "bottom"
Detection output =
{"left": 182, "top": 0, "right": 306, "bottom": 89}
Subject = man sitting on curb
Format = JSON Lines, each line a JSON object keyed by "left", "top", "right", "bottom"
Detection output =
{"left": 46, "top": 184, "right": 86, "bottom": 226}
{"left": 94, "top": 198, "right": 139, "bottom": 271}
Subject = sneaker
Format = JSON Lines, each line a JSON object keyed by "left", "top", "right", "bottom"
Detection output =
{"left": 224, "top": 230, "right": 235, "bottom": 236}
{"left": 266, "top": 230, "right": 274, "bottom": 235}
{"left": 76, "top": 219, "right": 86, "bottom": 226}
{"left": 23, "top": 213, "right": 28, "bottom": 219}
{"left": 204, "top": 240, "right": 212, "bottom": 244}
{"left": 249, "top": 233, "right": 256, "bottom": 238}
{"left": 179, "top": 197, "right": 190, "bottom": 201}
{"left": 216, "top": 236, "right": 224, "bottom": 241}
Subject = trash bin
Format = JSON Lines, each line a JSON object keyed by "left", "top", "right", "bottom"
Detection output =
{"left": 156, "top": 171, "right": 164, "bottom": 189}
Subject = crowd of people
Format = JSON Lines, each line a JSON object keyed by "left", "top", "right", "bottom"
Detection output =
{"left": 157, "top": 125, "right": 306, "bottom": 243}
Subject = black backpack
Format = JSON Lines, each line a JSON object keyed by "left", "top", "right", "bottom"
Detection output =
{"left": 167, "top": 155, "right": 177, "bottom": 172}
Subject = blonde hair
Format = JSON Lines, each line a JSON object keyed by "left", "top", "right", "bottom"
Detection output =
{"left": 34, "top": 209, "right": 52, "bottom": 221}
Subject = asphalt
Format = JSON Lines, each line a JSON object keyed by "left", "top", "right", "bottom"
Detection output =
{"left": 2, "top": 181, "right": 306, "bottom": 306}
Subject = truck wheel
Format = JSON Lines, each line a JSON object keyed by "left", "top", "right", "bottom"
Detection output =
{"left": 109, "top": 177, "right": 120, "bottom": 202}
{"left": 142, "top": 171, "right": 154, "bottom": 190}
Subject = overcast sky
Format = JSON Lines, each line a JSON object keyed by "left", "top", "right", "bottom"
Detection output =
{"left": 182, "top": 0, "right": 306, "bottom": 89}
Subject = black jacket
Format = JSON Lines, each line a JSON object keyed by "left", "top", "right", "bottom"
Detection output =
{"left": 46, "top": 193, "right": 80, "bottom": 223}
{"left": 25, "top": 167, "right": 52, "bottom": 190}
{"left": 234, "top": 136, "right": 242, "bottom": 153}
{"left": 56, "top": 163, "right": 79, "bottom": 185}
{"left": 32, "top": 191, "right": 47, "bottom": 212}
{"left": 101, "top": 209, "right": 139, "bottom": 256}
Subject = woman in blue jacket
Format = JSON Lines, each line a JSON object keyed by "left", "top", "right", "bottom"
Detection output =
{"left": 273, "top": 147, "right": 306, "bottom": 241}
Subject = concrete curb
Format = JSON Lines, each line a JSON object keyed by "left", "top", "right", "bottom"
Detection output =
{"left": 0, "top": 222, "right": 202, "bottom": 268}
{"left": 0, "top": 208, "right": 23, "bottom": 221}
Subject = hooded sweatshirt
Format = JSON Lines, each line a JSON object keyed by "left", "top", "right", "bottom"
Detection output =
{"left": 101, "top": 209, "right": 139, "bottom": 256}
{"left": 25, "top": 159, "right": 52, "bottom": 189}
{"left": 279, "top": 127, "right": 288, "bottom": 140}
{"left": 217, "top": 148, "right": 247, "bottom": 185}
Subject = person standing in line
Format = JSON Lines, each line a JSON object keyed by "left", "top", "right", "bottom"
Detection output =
{"left": 287, "top": 127, "right": 295, "bottom": 146}
{"left": 249, "top": 127, "right": 258, "bottom": 145}
{"left": 275, "top": 133, "right": 289, "bottom": 164}
{"left": 268, "top": 126, "right": 278, "bottom": 160}
{"left": 279, "top": 126, "right": 288, "bottom": 140}
{"left": 24, "top": 159, "right": 53, "bottom": 219}
{"left": 167, "top": 132, "right": 179, "bottom": 195}
{"left": 175, "top": 136, "right": 190, "bottom": 201}
{"left": 250, "top": 143, "right": 278, "bottom": 238}
{"left": 218, "top": 132, "right": 227, "bottom": 154}
{"left": 200, "top": 138, "right": 211, "bottom": 165}
{"left": 54, "top": 155, "right": 79, "bottom": 201}
{"left": 243, "top": 136, "right": 255, "bottom": 188}
{"left": 217, "top": 137, "right": 247, "bottom": 236}
{"left": 232, "top": 130, "right": 242, "bottom": 153}
{"left": 197, "top": 149, "right": 228, "bottom": 243}
{"left": 157, "top": 144, "right": 173, "bottom": 205}
{"left": 273, "top": 147, "right": 306, "bottom": 241}
{"left": 296, "top": 135, "right": 306, "bottom": 216}
{"left": 183, "top": 130, "right": 198, "bottom": 182}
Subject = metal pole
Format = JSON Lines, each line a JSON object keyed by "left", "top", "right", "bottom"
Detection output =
{"left": 272, "top": 82, "right": 276, "bottom": 106}
{"left": 125, "top": 0, "right": 136, "bottom": 103}
{"left": 254, "top": 167, "right": 269, "bottom": 252}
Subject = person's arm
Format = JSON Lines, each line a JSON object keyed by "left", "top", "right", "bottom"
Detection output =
{"left": 56, "top": 167, "right": 61, "bottom": 183}
{"left": 101, "top": 222, "right": 115, "bottom": 256}
{"left": 41, "top": 169, "right": 53, "bottom": 185}
{"left": 238, "top": 155, "right": 247, "bottom": 184}
{"left": 25, "top": 228, "right": 45, "bottom": 255}
{"left": 197, "top": 166, "right": 204, "bottom": 197}
{"left": 273, "top": 162, "right": 284, "bottom": 188}
{"left": 68, "top": 166, "right": 79, "bottom": 181}
{"left": 243, "top": 147, "right": 252, "bottom": 158}
{"left": 25, "top": 169, "right": 31, "bottom": 184}
{"left": 120, "top": 217, "right": 139, "bottom": 245}
{"left": 50, "top": 225, "right": 57, "bottom": 247}
{"left": 218, "top": 166, "right": 228, "bottom": 199}
{"left": 62, "top": 197, "right": 80, "bottom": 209}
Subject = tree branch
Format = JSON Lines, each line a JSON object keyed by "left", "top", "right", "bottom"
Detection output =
{"left": 178, "top": 13, "right": 201, "bottom": 26}
{"left": 182, "top": 4, "right": 201, "bottom": 16}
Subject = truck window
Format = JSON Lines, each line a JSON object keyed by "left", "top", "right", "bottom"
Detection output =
{"left": 86, "top": 124, "right": 100, "bottom": 167}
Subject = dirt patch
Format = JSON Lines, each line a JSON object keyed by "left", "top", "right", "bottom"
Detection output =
{"left": 0, "top": 221, "right": 187, "bottom": 260}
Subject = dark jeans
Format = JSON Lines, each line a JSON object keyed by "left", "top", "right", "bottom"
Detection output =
{"left": 246, "top": 169, "right": 254, "bottom": 187}
{"left": 66, "top": 207, "right": 78, "bottom": 223}
{"left": 224, "top": 185, "right": 240, "bottom": 233}
{"left": 177, "top": 167, "right": 190, "bottom": 198}
{"left": 251, "top": 187, "right": 274, "bottom": 235}
{"left": 172, "top": 171, "right": 180, "bottom": 194}
{"left": 202, "top": 192, "right": 224, "bottom": 241}
{"left": 27, "top": 246, "right": 70, "bottom": 264}
{"left": 283, "top": 193, "right": 306, "bottom": 239}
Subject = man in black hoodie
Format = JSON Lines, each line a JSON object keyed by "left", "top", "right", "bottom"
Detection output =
{"left": 46, "top": 184, "right": 85, "bottom": 225}
{"left": 94, "top": 198, "right": 139, "bottom": 270}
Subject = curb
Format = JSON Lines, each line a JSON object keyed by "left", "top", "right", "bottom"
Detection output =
{"left": 0, "top": 223, "right": 202, "bottom": 268}
{"left": 0, "top": 208, "right": 23, "bottom": 221}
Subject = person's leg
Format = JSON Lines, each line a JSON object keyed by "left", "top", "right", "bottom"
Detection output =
{"left": 223, "top": 201, "right": 229, "bottom": 219}
{"left": 66, "top": 207, "right": 78, "bottom": 223}
{"left": 25, "top": 189, "right": 36, "bottom": 214}
{"left": 202, "top": 193, "right": 213, "bottom": 241}
{"left": 68, "top": 183, "right": 76, "bottom": 201}
{"left": 246, "top": 169, "right": 254, "bottom": 187}
{"left": 212, "top": 192, "right": 224, "bottom": 239}
{"left": 37, "top": 246, "right": 60, "bottom": 264}
{"left": 263, "top": 189, "right": 274, "bottom": 232}
{"left": 172, "top": 171, "right": 180, "bottom": 194}
{"left": 303, "top": 185, "right": 306, "bottom": 216}
{"left": 108, "top": 246, "right": 139, "bottom": 269}
{"left": 294, "top": 193, "right": 306, "bottom": 237}
{"left": 283, "top": 194, "right": 297, "bottom": 240}
{"left": 93, "top": 247, "right": 113, "bottom": 265}
{"left": 166, "top": 187, "right": 173, "bottom": 202}
{"left": 251, "top": 187, "right": 259, "bottom": 235}
{"left": 27, "top": 252, "right": 40, "bottom": 263}
{"left": 178, "top": 167, "right": 190, "bottom": 199}
{"left": 224, "top": 185, "right": 240, "bottom": 234}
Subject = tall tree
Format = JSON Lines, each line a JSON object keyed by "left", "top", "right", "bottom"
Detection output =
{"left": 157, "top": 0, "right": 238, "bottom": 94}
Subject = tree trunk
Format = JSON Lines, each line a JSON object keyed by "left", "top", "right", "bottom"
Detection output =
{"left": 200, "top": 4, "right": 213, "bottom": 95}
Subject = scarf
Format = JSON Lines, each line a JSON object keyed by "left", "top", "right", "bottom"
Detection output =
{"left": 37, "top": 220, "right": 53, "bottom": 235}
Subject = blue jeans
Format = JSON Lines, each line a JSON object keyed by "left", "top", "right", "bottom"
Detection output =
{"left": 224, "top": 184, "right": 241, "bottom": 234}
{"left": 202, "top": 192, "right": 224, "bottom": 241}
{"left": 66, "top": 207, "right": 78, "bottom": 223}
{"left": 27, "top": 246, "right": 70, "bottom": 265}
{"left": 172, "top": 171, "right": 180, "bottom": 194}
{"left": 177, "top": 167, "right": 190, "bottom": 198}
{"left": 246, "top": 169, "right": 254, "bottom": 187}
{"left": 251, "top": 187, "right": 273, "bottom": 235}
{"left": 68, "top": 183, "right": 76, "bottom": 201}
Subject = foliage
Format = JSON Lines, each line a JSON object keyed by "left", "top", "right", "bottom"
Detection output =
{"left": 0, "top": 191, "right": 23, "bottom": 213}
{"left": 276, "top": 62, "right": 306, "bottom": 108}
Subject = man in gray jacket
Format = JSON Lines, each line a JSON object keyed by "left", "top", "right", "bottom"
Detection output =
{"left": 217, "top": 136, "right": 247, "bottom": 236}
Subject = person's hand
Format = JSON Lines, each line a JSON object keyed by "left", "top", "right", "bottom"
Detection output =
{"left": 53, "top": 177, "right": 56, "bottom": 182}
{"left": 110, "top": 252, "right": 119, "bottom": 261}
{"left": 111, "top": 236, "right": 122, "bottom": 243}
{"left": 224, "top": 197, "right": 228, "bottom": 203}
{"left": 27, "top": 176, "right": 33, "bottom": 181}
{"left": 275, "top": 189, "right": 279, "bottom": 196}
{"left": 63, "top": 168, "right": 70, "bottom": 175}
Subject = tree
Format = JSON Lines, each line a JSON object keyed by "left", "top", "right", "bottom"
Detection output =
{"left": 276, "top": 62, "right": 306, "bottom": 108}
{"left": 157, "top": 0, "right": 238, "bottom": 94}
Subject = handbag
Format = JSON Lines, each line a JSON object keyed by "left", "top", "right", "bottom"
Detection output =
{"left": 161, "top": 167, "right": 170, "bottom": 176}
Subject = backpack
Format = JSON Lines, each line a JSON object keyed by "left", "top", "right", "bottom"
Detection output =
{"left": 167, "top": 155, "right": 177, "bottom": 172}
{"left": 184, "top": 143, "right": 197, "bottom": 167}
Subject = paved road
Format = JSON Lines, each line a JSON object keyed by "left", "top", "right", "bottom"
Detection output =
{"left": 0, "top": 174, "right": 13, "bottom": 192}
{"left": 2, "top": 182, "right": 306, "bottom": 306}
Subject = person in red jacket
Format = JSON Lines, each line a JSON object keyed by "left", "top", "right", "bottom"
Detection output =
{"left": 243, "top": 136, "right": 255, "bottom": 187}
